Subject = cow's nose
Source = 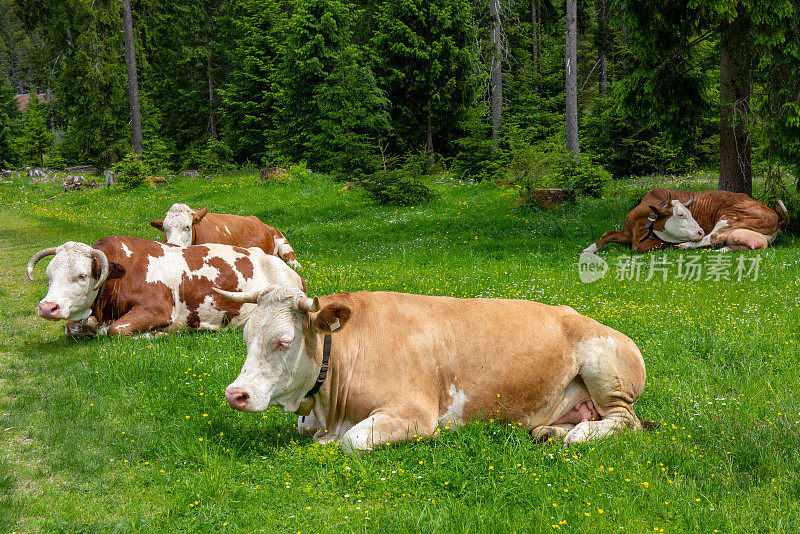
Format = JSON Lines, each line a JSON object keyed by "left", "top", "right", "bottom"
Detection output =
{"left": 696, "top": 229, "right": 705, "bottom": 239}
{"left": 38, "top": 301, "right": 61, "bottom": 319}
{"left": 225, "top": 387, "right": 250, "bottom": 410}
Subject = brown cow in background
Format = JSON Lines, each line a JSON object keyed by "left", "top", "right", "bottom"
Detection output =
{"left": 583, "top": 188, "right": 788, "bottom": 254}
{"left": 151, "top": 203, "right": 301, "bottom": 269}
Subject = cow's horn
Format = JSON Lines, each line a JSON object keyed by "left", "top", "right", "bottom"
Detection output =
{"left": 296, "top": 296, "right": 320, "bottom": 312}
{"left": 26, "top": 247, "right": 58, "bottom": 281}
{"left": 666, "top": 191, "right": 672, "bottom": 205}
{"left": 684, "top": 193, "right": 695, "bottom": 207}
{"left": 212, "top": 287, "right": 260, "bottom": 303}
{"left": 90, "top": 249, "right": 110, "bottom": 290}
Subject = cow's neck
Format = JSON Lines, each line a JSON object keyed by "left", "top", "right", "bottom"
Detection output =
{"left": 304, "top": 333, "right": 331, "bottom": 398}
{"left": 652, "top": 229, "right": 681, "bottom": 244}
{"left": 294, "top": 333, "right": 332, "bottom": 417}
{"left": 90, "top": 282, "right": 108, "bottom": 323}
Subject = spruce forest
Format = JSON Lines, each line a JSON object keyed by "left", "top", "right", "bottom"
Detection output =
{"left": 1, "top": 0, "right": 799, "bottom": 199}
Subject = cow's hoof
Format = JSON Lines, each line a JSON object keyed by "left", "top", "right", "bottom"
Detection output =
{"left": 531, "top": 425, "right": 569, "bottom": 444}
{"left": 531, "top": 427, "right": 556, "bottom": 444}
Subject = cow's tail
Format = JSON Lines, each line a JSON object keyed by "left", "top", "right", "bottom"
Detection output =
{"left": 638, "top": 417, "right": 660, "bottom": 431}
{"left": 775, "top": 200, "right": 790, "bottom": 228}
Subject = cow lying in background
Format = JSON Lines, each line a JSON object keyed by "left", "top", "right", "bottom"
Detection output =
{"left": 27, "top": 237, "right": 304, "bottom": 337}
{"left": 582, "top": 188, "right": 788, "bottom": 254}
{"left": 151, "top": 203, "right": 301, "bottom": 269}
{"left": 214, "top": 287, "right": 648, "bottom": 454}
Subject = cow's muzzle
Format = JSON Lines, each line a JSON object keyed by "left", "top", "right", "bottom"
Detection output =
{"left": 693, "top": 229, "right": 706, "bottom": 241}
{"left": 38, "top": 301, "right": 64, "bottom": 320}
{"left": 225, "top": 387, "right": 250, "bottom": 411}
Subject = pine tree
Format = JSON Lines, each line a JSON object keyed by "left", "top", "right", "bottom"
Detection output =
{"left": 275, "top": 0, "right": 389, "bottom": 176}
{"left": 218, "top": 0, "right": 286, "bottom": 164}
{"left": 19, "top": 93, "right": 52, "bottom": 165}
{"left": 17, "top": 0, "right": 130, "bottom": 167}
{"left": 0, "top": 80, "right": 20, "bottom": 166}
{"left": 371, "top": 0, "right": 476, "bottom": 158}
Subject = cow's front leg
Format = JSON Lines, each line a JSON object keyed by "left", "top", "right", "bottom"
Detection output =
{"left": 297, "top": 413, "right": 319, "bottom": 437}
{"left": 339, "top": 408, "right": 437, "bottom": 455}
{"left": 678, "top": 220, "right": 731, "bottom": 249}
{"left": 531, "top": 424, "right": 574, "bottom": 444}
{"left": 108, "top": 306, "right": 170, "bottom": 336}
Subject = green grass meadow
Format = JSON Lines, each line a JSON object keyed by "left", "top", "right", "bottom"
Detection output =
{"left": 1, "top": 171, "right": 798, "bottom": 532}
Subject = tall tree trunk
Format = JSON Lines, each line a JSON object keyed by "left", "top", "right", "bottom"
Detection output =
{"left": 426, "top": 108, "right": 434, "bottom": 166}
{"left": 206, "top": 32, "right": 218, "bottom": 141}
{"left": 531, "top": 0, "right": 539, "bottom": 73}
{"left": 718, "top": 12, "right": 752, "bottom": 196}
{"left": 490, "top": 0, "right": 503, "bottom": 148}
{"left": 565, "top": 0, "right": 580, "bottom": 160}
{"left": 122, "top": 0, "right": 143, "bottom": 156}
{"left": 597, "top": 0, "right": 608, "bottom": 96}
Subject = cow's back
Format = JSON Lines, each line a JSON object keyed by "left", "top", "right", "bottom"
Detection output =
{"left": 640, "top": 188, "right": 779, "bottom": 233}
{"left": 317, "top": 291, "right": 638, "bottom": 426}
{"left": 194, "top": 212, "right": 277, "bottom": 253}
{"left": 92, "top": 236, "right": 302, "bottom": 331}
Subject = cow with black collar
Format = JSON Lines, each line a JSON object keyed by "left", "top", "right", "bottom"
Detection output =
{"left": 582, "top": 188, "right": 788, "bottom": 254}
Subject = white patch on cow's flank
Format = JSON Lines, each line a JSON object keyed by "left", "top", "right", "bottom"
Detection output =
{"left": 197, "top": 294, "right": 228, "bottom": 330}
{"left": 121, "top": 242, "right": 133, "bottom": 257}
{"left": 224, "top": 225, "right": 231, "bottom": 235}
{"left": 439, "top": 383, "right": 468, "bottom": 425}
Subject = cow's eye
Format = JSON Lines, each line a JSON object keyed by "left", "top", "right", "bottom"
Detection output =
{"left": 78, "top": 273, "right": 87, "bottom": 280}
{"left": 677, "top": 213, "right": 685, "bottom": 219}
{"left": 275, "top": 337, "right": 293, "bottom": 350}
{"left": 184, "top": 225, "right": 191, "bottom": 231}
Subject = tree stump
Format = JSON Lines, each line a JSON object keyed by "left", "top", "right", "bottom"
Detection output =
{"left": 145, "top": 176, "right": 167, "bottom": 188}
{"left": 258, "top": 167, "right": 288, "bottom": 182}
{"left": 63, "top": 176, "right": 100, "bottom": 191}
{"left": 529, "top": 188, "right": 576, "bottom": 210}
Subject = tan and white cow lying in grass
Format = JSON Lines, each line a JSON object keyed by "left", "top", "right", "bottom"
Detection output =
{"left": 27, "top": 237, "right": 304, "bottom": 336}
{"left": 151, "top": 203, "right": 301, "bottom": 269}
{"left": 215, "top": 288, "right": 649, "bottom": 454}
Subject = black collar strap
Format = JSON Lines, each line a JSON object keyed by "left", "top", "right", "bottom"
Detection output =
{"left": 90, "top": 282, "right": 106, "bottom": 318}
{"left": 304, "top": 333, "right": 331, "bottom": 398}
{"left": 640, "top": 213, "right": 659, "bottom": 243}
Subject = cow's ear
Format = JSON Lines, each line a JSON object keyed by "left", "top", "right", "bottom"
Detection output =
{"left": 312, "top": 304, "right": 351, "bottom": 333}
{"left": 193, "top": 207, "right": 208, "bottom": 223}
{"left": 150, "top": 219, "right": 164, "bottom": 231}
{"left": 91, "top": 261, "right": 125, "bottom": 281}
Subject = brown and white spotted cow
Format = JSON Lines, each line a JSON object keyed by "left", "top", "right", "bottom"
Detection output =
{"left": 214, "top": 288, "right": 649, "bottom": 454}
{"left": 583, "top": 188, "right": 789, "bottom": 254}
{"left": 26, "top": 236, "right": 304, "bottom": 337}
{"left": 151, "top": 203, "right": 301, "bottom": 269}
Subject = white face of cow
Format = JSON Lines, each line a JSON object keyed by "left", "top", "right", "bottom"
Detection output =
{"left": 161, "top": 204, "right": 196, "bottom": 247}
{"left": 654, "top": 200, "right": 705, "bottom": 243}
{"left": 224, "top": 288, "right": 320, "bottom": 413}
{"left": 37, "top": 242, "right": 100, "bottom": 321}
